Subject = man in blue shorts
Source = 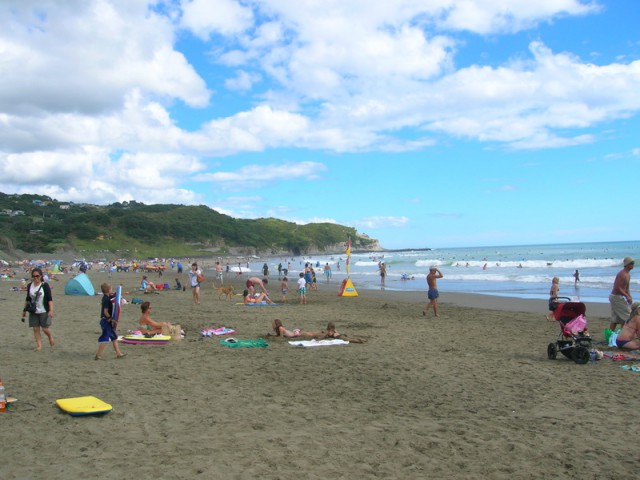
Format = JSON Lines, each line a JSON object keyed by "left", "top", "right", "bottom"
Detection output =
{"left": 424, "top": 266, "right": 443, "bottom": 317}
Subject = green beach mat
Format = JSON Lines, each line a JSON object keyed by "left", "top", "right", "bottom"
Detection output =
{"left": 220, "top": 338, "right": 269, "bottom": 348}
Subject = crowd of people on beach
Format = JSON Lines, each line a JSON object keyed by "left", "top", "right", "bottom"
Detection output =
{"left": 11, "top": 252, "right": 639, "bottom": 357}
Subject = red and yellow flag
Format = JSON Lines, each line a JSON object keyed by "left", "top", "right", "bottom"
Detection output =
{"left": 345, "top": 236, "right": 351, "bottom": 276}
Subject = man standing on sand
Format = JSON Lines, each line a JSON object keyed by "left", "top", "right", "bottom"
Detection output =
{"left": 609, "top": 257, "right": 634, "bottom": 331}
{"left": 424, "top": 266, "right": 443, "bottom": 317}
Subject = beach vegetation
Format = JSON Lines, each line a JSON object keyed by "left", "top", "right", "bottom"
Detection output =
{"left": 0, "top": 192, "right": 375, "bottom": 257}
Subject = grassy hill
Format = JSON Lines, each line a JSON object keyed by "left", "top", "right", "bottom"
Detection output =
{"left": 0, "top": 192, "right": 377, "bottom": 258}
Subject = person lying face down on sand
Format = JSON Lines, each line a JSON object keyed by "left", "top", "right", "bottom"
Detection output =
{"left": 615, "top": 302, "right": 640, "bottom": 350}
{"left": 270, "top": 319, "right": 317, "bottom": 338}
{"left": 138, "top": 301, "right": 171, "bottom": 335}
{"left": 318, "top": 321, "right": 366, "bottom": 343}
{"left": 243, "top": 289, "right": 274, "bottom": 305}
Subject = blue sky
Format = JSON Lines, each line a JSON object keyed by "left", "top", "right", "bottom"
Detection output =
{"left": 1, "top": 0, "right": 639, "bottom": 249}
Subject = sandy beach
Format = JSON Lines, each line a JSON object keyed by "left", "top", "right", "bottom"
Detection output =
{"left": 1, "top": 268, "right": 639, "bottom": 479}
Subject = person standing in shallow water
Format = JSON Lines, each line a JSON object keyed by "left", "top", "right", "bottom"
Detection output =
{"left": 22, "top": 267, "right": 54, "bottom": 351}
{"left": 423, "top": 266, "right": 443, "bottom": 317}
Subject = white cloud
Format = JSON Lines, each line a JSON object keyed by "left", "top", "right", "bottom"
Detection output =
{"left": 0, "top": 0, "right": 210, "bottom": 118}
{"left": 196, "top": 161, "right": 327, "bottom": 189}
{"left": 1, "top": 0, "right": 637, "bottom": 211}
{"left": 356, "top": 216, "right": 410, "bottom": 229}
{"left": 180, "top": 0, "right": 254, "bottom": 39}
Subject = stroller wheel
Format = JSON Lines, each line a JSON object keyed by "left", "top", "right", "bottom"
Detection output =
{"left": 547, "top": 343, "right": 557, "bottom": 360}
{"left": 572, "top": 345, "right": 590, "bottom": 365}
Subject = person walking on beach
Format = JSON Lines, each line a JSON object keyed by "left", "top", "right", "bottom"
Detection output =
{"left": 215, "top": 261, "right": 223, "bottom": 285}
{"left": 424, "top": 266, "right": 443, "bottom": 317}
{"left": 297, "top": 272, "right": 307, "bottom": 305}
{"left": 21, "top": 267, "right": 54, "bottom": 351}
{"left": 95, "top": 283, "right": 125, "bottom": 360}
{"left": 573, "top": 269, "right": 580, "bottom": 287}
{"left": 280, "top": 276, "right": 288, "bottom": 303}
{"left": 189, "top": 262, "right": 202, "bottom": 305}
{"left": 609, "top": 257, "right": 634, "bottom": 331}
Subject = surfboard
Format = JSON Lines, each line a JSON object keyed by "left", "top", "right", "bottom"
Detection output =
{"left": 56, "top": 396, "right": 112, "bottom": 416}
{"left": 121, "top": 334, "right": 171, "bottom": 345}
{"left": 113, "top": 285, "right": 122, "bottom": 329}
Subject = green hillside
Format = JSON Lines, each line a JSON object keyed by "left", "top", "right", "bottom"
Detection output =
{"left": 0, "top": 193, "right": 376, "bottom": 258}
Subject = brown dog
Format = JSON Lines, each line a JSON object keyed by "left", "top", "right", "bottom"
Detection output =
{"left": 215, "top": 285, "right": 235, "bottom": 300}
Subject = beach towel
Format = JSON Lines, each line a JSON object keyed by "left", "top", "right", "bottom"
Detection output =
{"left": 620, "top": 365, "right": 640, "bottom": 372}
{"left": 220, "top": 338, "right": 268, "bottom": 348}
{"left": 201, "top": 327, "right": 235, "bottom": 337}
{"left": 288, "top": 339, "right": 350, "bottom": 347}
{"left": 235, "top": 302, "right": 281, "bottom": 306}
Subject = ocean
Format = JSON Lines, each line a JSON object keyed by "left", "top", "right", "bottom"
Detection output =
{"left": 234, "top": 240, "right": 640, "bottom": 303}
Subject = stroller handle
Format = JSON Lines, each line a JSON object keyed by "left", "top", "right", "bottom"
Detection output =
{"left": 550, "top": 296, "right": 572, "bottom": 302}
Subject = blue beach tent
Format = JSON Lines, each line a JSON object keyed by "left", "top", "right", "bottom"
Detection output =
{"left": 64, "top": 273, "right": 95, "bottom": 296}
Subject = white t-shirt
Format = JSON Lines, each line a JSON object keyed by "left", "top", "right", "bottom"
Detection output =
{"left": 297, "top": 277, "right": 306, "bottom": 290}
{"left": 189, "top": 269, "right": 201, "bottom": 287}
{"left": 29, "top": 283, "right": 46, "bottom": 313}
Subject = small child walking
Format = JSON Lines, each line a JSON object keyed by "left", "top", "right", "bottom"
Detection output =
{"left": 280, "top": 276, "right": 288, "bottom": 303}
{"left": 297, "top": 272, "right": 307, "bottom": 305}
{"left": 95, "top": 283, "right": 126, "bottom": 360}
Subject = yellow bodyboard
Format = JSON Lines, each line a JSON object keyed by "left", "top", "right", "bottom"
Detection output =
{"left": 56, "top": 396, "right": 112, "bottom": 416}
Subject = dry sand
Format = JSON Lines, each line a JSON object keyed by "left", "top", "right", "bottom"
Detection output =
{"left": 1, "top": 269, "right": 638, "bottom": 479}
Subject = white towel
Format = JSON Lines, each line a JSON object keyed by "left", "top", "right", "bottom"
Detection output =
{"left": 288, "top": 339, "right": 349, "bottom": 347}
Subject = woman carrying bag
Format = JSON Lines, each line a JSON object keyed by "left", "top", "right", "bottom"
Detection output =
{"left": 22, "top": 267, "right": 55, "bottom": 351}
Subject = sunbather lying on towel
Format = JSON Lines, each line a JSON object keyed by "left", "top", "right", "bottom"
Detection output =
{"left": 243, "top": 289, "right": 274, "bottom": 305}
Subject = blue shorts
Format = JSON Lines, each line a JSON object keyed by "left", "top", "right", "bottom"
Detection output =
{"left": 98, "top": 318, "right": 118, "bottom": 343}
{"left": 428, "top": 288, "right": 439, "bottom": 300}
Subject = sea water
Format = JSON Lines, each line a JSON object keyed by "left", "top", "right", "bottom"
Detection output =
{"left": 249, "top": 240, "right": 640, "bottom": 303}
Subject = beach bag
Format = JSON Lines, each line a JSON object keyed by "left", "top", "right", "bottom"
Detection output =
{"left": 162, "top": 324, "right": 182, "bottom": 340}
{"left": 25, "top": 284, "right": 43, "bottom": 313}
{"left": 197, "top": 273, "right": 205, "bottom": 283}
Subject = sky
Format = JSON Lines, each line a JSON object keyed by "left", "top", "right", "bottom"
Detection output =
{"left": 1, "top": 0, "right": 639, "bottom": 250}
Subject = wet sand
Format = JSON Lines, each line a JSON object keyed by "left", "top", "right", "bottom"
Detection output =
{"left": 1, "top": 270, "right": 638, "bottom": 479}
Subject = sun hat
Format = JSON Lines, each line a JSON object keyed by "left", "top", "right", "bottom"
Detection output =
{"left": 623, "top": 256, "right": 635, "bottom": 266}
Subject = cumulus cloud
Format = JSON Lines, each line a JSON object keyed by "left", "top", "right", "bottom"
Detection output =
{"left": 0, "top": 0, "right": 637, "bottom": 217}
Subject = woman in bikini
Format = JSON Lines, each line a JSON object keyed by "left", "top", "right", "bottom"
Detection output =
{"left": 615, "top": 302, "right": 640, "bottom": 349}
{"left": 138, "top": 301, "right": 171, "bottom": 335}
{"left": 271, "top": 319, "right": 317, "bottom": 338}
{"left": 243, "top": 289, "right": 274, "bottom": 305}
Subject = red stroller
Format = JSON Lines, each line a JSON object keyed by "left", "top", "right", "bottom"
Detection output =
{"left": 547, "top": 297, "right": 592, "bottom": 365}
